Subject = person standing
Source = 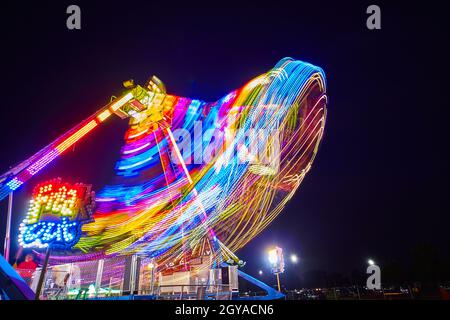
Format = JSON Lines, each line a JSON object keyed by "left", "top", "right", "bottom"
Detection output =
{"left": 16, "top": 253, "right": 38, "bottom": 285}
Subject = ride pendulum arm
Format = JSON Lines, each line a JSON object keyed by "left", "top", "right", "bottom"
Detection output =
{"left": 165, "top": 128, "right": 218, "bottom": 250}
{"left": 163, "top": 124, "right": 242, "bottom": 268}
{"left": 0, "top": 86, "right": 145, "bottom": 201}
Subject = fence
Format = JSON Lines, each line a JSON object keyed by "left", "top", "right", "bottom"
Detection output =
{"left": 24, "top": 255, "right": 235, "bottom": 300}
{"left": 28, "top": 255, "right": 127, "bottom": 300}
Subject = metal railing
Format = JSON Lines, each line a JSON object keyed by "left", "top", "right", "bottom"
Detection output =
{"left": 150, "top": 284, "right": 233, "bottom": 300}
{"left": 16, "top": 255, "right": 237, "bottom": 300}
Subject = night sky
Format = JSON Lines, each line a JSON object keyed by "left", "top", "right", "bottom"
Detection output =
{"left": 0, "top": 1, "right": 448, "bottom": 288}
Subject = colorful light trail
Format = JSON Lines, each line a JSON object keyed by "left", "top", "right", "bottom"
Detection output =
{"left": 46, "top": 58, "right": 326, "bottom": 271}
{"left": 3, "top": 58, "right": 327, "bottom": 275}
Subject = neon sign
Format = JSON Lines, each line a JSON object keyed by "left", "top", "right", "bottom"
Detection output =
{"left": 18, "top": 178, "right": 95, "bottom": 250}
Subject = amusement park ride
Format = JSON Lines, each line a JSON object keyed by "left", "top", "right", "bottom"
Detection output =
{"left": 0, "top": 57, "right": 327, "bottom": 300}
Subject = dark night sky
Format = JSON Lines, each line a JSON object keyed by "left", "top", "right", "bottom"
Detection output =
{"left": 0, "top": 1, "right": 449, "bottom": 286}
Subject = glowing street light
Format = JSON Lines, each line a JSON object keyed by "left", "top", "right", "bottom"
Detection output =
{"left": 258, "top": 270, "right": 263, "bottom": 276}
{"left": 368, "top": 259, "right": 375, "bottom": 266}
{"left": 268, "top": 248, "right": 278, "bottom": 265}
{"left": 290, "top": 254, "right": 298, "bottom": 264}
{"left": 267, "top": 246, "right": 284, "bottom": 292}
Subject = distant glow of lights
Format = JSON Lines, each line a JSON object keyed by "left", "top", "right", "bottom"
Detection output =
{"left": 18, "top": 178, "right": 94, "bottom": 250}
{"left": 268, "top": 249, "right": 278, "bottom": 265}
{"left": 258, "top": 270, "right": 263, "bottom": 275}
{"left": 290, "top": 254, "right": 298, "bottom": 264}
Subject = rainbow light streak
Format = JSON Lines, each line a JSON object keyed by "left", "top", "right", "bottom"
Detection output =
{"left": 26, "top": 150, "right": 59, "bottom": 176}
{"left": 55, "top": 120, "right": 98, "bottom": 153}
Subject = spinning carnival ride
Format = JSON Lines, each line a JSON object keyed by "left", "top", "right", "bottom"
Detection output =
{"left": 0, "top": 58, "right": 327, "bottom": 295}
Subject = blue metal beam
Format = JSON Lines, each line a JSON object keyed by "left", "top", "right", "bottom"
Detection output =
{"left": 0, "top": 254, "right": 35, "bottom": 300}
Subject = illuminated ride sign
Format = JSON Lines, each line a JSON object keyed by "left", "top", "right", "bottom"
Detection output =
{"left": 18, "top": 178, "right": 95, "bottom": 250}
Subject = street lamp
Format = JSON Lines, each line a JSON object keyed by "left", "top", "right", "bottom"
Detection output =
{"left": 267, "top": 246, "right": 284, "bottom": 292}
{"left": 368, "top": 259, "right": 375, "bottom": 266}
{"left": 290, "top": 254, "right": 298, "bottom": 264}
{"left": 268, "top": 249, "right": 278, "bottom": 265}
